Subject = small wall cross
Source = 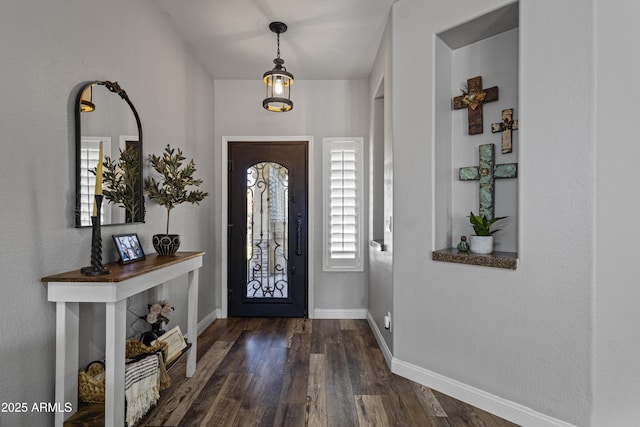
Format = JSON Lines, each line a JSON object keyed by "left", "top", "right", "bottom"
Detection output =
{"left": 492, "top": 108, "right": 519, "bottom": 154}
{"left": 459, "top": 144, "right": 517, "bottom": 220}
{"left": 453, "top": 76, "right": 499, "bottom": 135}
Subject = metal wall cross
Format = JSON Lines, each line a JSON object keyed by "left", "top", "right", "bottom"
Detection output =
{"left": 459, "top": 144, "right": 517, "bottom": 220}
{"left": 453, "top": 75, "right": 499, "bottom": 135}
{"left": 491, "top": 108, "right": 519, "bottom": 154}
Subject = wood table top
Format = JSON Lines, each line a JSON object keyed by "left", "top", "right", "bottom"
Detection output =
{"left": 41, "top": 252, "right": 205, "bottom": 283}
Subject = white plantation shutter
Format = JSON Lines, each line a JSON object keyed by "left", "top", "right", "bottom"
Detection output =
{"left": 323, "top": 138, "right": 363, "bottom": 271}
{"left": 79, "top": 137, "right": 111, "bottom": 226}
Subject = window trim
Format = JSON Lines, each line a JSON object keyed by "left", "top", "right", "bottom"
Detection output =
{"left": 322, "top": 137, "right": 364, "bottom": 272}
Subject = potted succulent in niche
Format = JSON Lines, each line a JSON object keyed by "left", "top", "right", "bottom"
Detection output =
{"left": 468, "top": 211, "right": 507, "bottom": 254}
{"left": 143, "top": 144, "right": 208, "bottom": 256}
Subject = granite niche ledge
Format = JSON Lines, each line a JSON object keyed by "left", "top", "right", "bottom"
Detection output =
{"left": 432, "top": 248, "right": 518, "bottom": 270}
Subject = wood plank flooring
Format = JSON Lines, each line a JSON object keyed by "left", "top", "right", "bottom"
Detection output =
{"left": 139, "top": 318, "right": 519, "bottom": 427}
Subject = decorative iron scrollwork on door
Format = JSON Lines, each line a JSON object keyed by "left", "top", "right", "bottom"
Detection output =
{"left": 245, "top": 162, "right": 289, "bottom": 298}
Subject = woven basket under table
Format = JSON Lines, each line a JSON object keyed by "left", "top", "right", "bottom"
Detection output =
{"left": 78, "top": 339, "right": 171, "bottom": 404}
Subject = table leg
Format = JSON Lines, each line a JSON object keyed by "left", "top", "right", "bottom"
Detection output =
{"left": 186, "top": 269, "right": 199, "bottom": 377}
{"left": 105, "top": 300, "right": 126, "bottom": 427}
{"left": 55, "top": 301, "right": 79, "bottom": 427}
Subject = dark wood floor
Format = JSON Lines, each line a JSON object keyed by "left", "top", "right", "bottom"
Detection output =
{"left": 139, "top": 318, "right": 519, "bottom": 427}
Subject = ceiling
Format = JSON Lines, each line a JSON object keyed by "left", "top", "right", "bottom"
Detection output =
{"left": 151, "top": 0, "right": 395, "bottom": 80}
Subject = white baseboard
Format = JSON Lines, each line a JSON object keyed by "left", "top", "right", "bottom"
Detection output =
{"left": 366, "top": 311, "right": 393, "bottom": 368}
{"left": 362, "top": 311, "right": 574, "bottom": 426}
{"left": 313, "top": 308, "right": 368, "bottom": 319}
{"left": 391, "top": 358, "right": 576, "bottom": 427}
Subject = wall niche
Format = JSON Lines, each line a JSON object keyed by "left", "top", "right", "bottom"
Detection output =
{"left": 433, "top": 2, "right": 519, "bottom": 268}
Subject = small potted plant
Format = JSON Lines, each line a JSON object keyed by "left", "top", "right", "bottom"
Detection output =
{"left": 468, "top": 211, "right": 507, "bottom": 254}
{"left": 144, "top": 144, "right": 208, "bottom": 256}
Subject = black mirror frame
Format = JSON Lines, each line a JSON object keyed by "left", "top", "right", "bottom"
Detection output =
{"left": 74, "top": 81, "right": 144, "bottom": 227}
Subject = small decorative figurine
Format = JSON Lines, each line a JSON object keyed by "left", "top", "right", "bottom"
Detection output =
{"left": 457, "top": 236, "right": 470, "bottom": 253}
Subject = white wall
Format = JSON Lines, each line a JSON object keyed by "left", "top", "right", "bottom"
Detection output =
{"left": 391, "top": 0, "right": 593, "bottom": 425}
{"left": 0, "top": 1, "right": 215, "bottom": 425}
{"left": 213, "top": 79, "right": 370, "bottom": 316}
{"left": 592, "top": 0, "right": 640, "bottom": 425}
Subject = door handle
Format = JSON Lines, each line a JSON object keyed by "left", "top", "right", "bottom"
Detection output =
{"left": 296, "top": 213, "right": 302, "bottom": 255}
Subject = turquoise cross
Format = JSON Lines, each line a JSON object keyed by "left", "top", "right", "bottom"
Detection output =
{"left": 459, "top": 144, "right": 517, "bottom": 220}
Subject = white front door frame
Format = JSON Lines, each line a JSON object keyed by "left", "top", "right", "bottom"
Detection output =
{"left": 221, "top": 136, "right": 315, "bottom": 318}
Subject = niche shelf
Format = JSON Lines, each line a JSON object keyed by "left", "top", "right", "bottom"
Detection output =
{"left": 432, "top": 248, "right": 517, "bottom": 270}
{"left": 433, "top": 2, "right": 520, "bottom": 268}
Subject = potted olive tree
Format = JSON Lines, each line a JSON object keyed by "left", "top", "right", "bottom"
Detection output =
{"left": 144, "top": 145, "right": 208, "bottom": 256}
{"left": 468, "top": 212, "right": 507, "bottom": 254}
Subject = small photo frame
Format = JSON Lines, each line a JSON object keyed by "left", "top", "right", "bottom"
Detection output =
{"left": 112, "top": 233, "right": 145, "bottom": 264}
{"left": 153, "top": 326, "right": 187, "bottom": 364}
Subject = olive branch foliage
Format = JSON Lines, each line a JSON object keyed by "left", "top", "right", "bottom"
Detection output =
{"left": 143, "top": 144, "right": 208, "bottom": 234}
{"left": 95, "top": 146, "right": 141, "bottom": 221}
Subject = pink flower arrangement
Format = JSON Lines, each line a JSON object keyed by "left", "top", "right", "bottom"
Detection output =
{"left": 145, "top": 301, "right": 173, "bottom": 325}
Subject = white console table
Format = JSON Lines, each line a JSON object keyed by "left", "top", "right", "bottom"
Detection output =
{"left": 42, "top": 251, "right": 204, "bottom": 427}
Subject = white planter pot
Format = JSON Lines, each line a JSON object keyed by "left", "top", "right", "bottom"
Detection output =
{"left": 469, "top": 235, "right": 493, "bottom": 254}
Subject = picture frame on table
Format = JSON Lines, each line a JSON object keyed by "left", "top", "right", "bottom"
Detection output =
{"left": 154, "top": 325, "right": 188, "bottom": 364}
{"left": 112, "top": 233, "right": 145, "bottom": 264}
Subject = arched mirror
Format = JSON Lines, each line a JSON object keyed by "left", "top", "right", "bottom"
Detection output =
{"left": 75, "top": 81, "right": 144, "bottom": 227}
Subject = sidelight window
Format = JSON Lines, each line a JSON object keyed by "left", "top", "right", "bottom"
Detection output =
{"left": 323, "top": 137, "right": 364, "bottom": 271}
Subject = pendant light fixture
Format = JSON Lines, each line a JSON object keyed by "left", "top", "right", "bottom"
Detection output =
{"left": 263, "top": 22, "right": 294, "bottom": 112}
{"left": 80, "top": 84, "right": 95, "bottom": 112}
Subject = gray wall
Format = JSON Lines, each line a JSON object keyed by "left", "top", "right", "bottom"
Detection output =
{"left": 0, "top": 1, "right": 215, "bottom": 425}
{"left": 368, "top": 17, "right": 394, "bottom": 354}
{"left": 592, "top": 0, "right": 640, "bottom": 425}
{"left": 390, "top": 0, "right": 593, "bottom": 425}
{"left": 373, "top": 0, "right": 640, "bottom": 425}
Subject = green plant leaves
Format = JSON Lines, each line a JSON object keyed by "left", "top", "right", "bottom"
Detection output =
{"left": 100, "top": 146, "right": 140, "bottom": 220}
{"left": 144, "top": 144, "right": 208, "bottom": 234}
{"left": 469, "top": 211, "right": 507, "bottom": 236}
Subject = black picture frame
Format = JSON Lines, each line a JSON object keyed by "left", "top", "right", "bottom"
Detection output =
{"left": 112, "top": 233, "right": 145, "bottom": 264}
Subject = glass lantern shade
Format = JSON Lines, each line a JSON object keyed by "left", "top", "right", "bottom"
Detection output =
{"left": 80, "top": 85, "right": 95, "bottom": 112}
{"left": 263, "top": 68, "right": 294, "bottom": 112}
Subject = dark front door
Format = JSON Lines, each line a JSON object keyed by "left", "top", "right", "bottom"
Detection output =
{"left": 228, "top": 141, "right": 308, "bottom": 317}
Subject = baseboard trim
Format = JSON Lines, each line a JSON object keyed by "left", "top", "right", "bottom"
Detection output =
{"left": 366, "top": 311, "right": 393, "bottom": 368}
{"left": 313, "top": 308, "right": 368, "bottom": 319}
{"left": 391, "top": 358, "right": 576, "bottom": 427}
